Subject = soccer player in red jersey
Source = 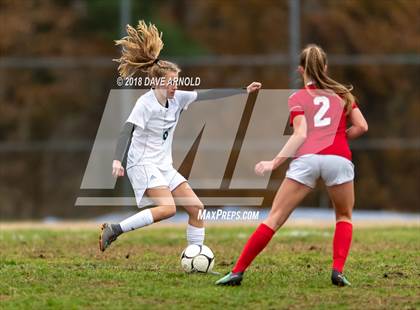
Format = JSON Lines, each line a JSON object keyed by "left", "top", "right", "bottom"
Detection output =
{"left": 216, "top": 44, "right": 368, "bottom": 286}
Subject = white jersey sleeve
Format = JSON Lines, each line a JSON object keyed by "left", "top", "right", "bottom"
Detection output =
{"left": 126, "top": 98, "right": 152, "bottom": 129}
{"left": 175, "top": 90, "right": 198, "bottom": 110}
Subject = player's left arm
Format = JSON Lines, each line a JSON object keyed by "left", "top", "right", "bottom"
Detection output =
{"left": 255, "top": 115, "right": 307, "bottom": 176}
{"left": 195, "top": 82, "right": 261, "bottom": 101}
{"left": 179, "top": 82, "right": 262, "bottom": 110}
{"left": 346, "top": 104, "right": 368, "bottom": 139}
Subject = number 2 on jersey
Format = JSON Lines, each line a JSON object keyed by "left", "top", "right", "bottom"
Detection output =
{"left": 313, "top": 96, "right": 331, "bottom": 127}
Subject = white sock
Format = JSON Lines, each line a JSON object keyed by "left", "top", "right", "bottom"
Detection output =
{"left": 120, "top": 209, "right": 154, "bottom": 232}
{"left": 186, "top": 224, "right": 205, "bottom": 245}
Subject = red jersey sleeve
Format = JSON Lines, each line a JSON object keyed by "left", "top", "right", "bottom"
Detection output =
{"left": 288, "top": 93, "right": 305, "bottom": 127}
{"left": 352, "top": 102, "right": 358, "bottom": 109}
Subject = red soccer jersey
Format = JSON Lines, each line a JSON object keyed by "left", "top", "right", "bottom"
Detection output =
{"left": 288, "top": 84, "right": 358, "bottom": 161}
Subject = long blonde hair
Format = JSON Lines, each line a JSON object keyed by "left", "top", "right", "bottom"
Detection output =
{"left": 300, "top": 44, "right": 355, "bottom": 114}
{"left": 113, "top": 20, "right": 180, "bottom": 79}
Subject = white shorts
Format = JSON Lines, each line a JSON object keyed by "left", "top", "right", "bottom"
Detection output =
{"left": 286, "top": 154, "right": 354, "bottom": 188}
{"left": 126, "top": 165, "right": 187, "bottom": 208}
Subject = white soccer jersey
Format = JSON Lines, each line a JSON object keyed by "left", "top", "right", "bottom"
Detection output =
{"left": 126, "top": 89, "right": 197, "bottom": 169}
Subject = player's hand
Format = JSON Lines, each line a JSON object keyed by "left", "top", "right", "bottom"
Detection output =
{"left": 246, "top": 82, "right": 262, "bottom": 93}
{"left": 254, "top": 160, "right": 274, "bottom": 176}
{"left": 112, "top": 160, "right": 125, "bottom": 178}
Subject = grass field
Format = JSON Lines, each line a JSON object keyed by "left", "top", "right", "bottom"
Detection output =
{"left": 0, "top": 225, "right": 419, "bottom": 309}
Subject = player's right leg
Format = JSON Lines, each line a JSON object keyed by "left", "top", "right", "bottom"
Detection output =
{"left": 216, "top": 178, "right": 312, "bottom": 286}
{"left": 326, "top": 181, "right": 354, "bottom": 286}
{"left": 99, "top": 186, "right": 176, "bottom": 252}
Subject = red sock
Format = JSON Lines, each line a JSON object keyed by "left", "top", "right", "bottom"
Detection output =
{"left": 232, "top": 223, "right": 275, "bottom": 273}
{"left": 332, "top": 221, "right": 353, "bottom": 273}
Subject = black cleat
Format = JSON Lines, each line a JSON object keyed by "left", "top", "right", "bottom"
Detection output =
{"left": 215, "top": 272, "right": 244, "bottom": 286}
{"left": 331, "top": 269, "right": 351, "bottom": 287}
{"left": 99, "top": 223, "right": 119, "bottom": 252}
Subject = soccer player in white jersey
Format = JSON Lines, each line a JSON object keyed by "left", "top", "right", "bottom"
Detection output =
{"left": 99, "top": 21, "right": 261, "bottom": 251}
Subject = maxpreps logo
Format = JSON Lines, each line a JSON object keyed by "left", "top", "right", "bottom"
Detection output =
{"left": 75, "top": 89, "right": 340, "bottom": 208}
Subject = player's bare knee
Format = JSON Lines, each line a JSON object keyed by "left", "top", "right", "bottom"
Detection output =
{"left": 189, "top": 206, "right": 203, "bottom": 218}
{"left": 194, "top": 202, "right": 205, "bottom": 214}
{"left": 188, "top": 203, "right": 204, "bottom": 217}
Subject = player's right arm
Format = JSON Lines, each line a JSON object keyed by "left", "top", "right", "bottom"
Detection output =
{"left": 346, "top": 104, "right": 368, "bottom": 139}
{"left": 255, "top": 114, "right": 307, "bottom": 176}
{"left": 254, "top": 92, "right": 307, "bottom": 176}
{"left": 112, "top": 122, "right": 134, "bottom": 178}
{"left": 112, "top": 99, "right": 151, "bottom": 178}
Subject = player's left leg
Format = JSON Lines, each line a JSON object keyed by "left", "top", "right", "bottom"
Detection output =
{"left": 171, "top": 182, "right": 205, "bottom": 245}
{"left": 326, "top": 181, "right": 354, "bottom": 286}
{"left": 216, "top": 178, "right": 312, "bottom": 285}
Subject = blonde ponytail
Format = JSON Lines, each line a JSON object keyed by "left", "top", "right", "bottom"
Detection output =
{"left": 300, "top": 44, "right": 355, "bottom": 114}
{"left": 113, "top": 20, "right": 180, "bottom": 78}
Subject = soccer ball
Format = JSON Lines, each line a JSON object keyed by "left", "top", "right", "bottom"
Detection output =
{"left": 180, "top": 244, "right": 215, "bottom": 273}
